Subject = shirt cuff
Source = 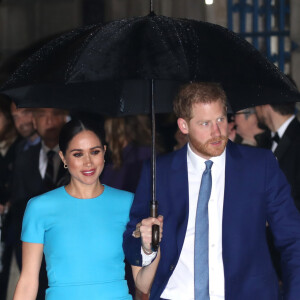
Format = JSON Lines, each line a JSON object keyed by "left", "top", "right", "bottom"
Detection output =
{"left": 141, "top": 246, "right": 157, "bottom": 267}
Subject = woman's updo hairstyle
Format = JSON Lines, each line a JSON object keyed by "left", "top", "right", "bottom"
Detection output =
{"left": 59, "top": 118, "right": 105, "bottom": 155}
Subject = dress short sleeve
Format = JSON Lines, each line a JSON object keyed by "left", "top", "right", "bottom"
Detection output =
{"left": 21, "top": 197, "right": 46, "bottom": 244}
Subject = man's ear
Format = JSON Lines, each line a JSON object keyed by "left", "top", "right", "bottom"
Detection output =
{"left": 177, "top": 118, "right": 189, "bottom": 134}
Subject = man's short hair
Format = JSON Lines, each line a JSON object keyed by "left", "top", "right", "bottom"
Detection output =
{"left": 270, "top": 75, "right": 297, "bottom": 116}
{"left": 173, "top": 82, "right": 227, "bottom": 120}
{"left": 32, "top": 107, "right": 69, "bottom": 116}
{"left": 270, "top": 103, "right": 295, "bottom": 116}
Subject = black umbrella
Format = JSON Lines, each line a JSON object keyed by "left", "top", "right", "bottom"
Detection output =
{"left": 1, "top": 13, "right": 300, "bottom": 249}
{"left": 2, "top": 14, "right": 300, "bottom": 112}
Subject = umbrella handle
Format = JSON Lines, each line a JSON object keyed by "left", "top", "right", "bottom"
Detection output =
{"left": 150, "top": 201, "right": 159, "bottom": 251}
{"left": 151, "top": 224, "right": 159, "bottom": 252}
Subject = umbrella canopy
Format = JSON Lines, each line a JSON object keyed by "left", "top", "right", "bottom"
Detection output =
{"left": 1, "top": 14, "right": 299, "bottom": 114}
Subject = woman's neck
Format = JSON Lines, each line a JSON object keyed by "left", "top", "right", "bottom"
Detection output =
{"left": 65, "top": 180, "right": 104, "bottom": 199}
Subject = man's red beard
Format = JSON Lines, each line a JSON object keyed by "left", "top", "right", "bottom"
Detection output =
{"left": 189, "top": 135, "right": 228, "bottom": 158}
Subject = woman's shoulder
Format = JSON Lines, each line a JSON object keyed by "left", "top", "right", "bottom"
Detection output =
{"left": 27, "top": 186, "right": 65, "bottom": 209}
{"left": 103, "top": 185, "right": 134, "bottom": 203}
{"left": 104, "top": 185, "right": 134, "bottom": 198}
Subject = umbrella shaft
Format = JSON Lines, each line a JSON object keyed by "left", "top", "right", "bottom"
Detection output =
{"left": 150, "top": 0, "right": 153, "bottom": 14}
{"left": 151, "top": 79, "right": 156, "bottom": 204}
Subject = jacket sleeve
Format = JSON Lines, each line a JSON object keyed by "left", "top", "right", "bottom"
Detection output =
{"left": 123, "top": 160, "right": 152, "bottom": 266}
{"left": 265, "top": 152, "right": 300, "bottom": 299}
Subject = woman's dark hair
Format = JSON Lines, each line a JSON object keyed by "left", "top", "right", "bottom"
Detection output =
{"left": 59, "top": 118, "right": 105, "bottom": 155}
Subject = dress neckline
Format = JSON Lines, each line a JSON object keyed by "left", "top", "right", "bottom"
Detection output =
{"left": 62, "top": 184, "right": 107, "bottom": 200}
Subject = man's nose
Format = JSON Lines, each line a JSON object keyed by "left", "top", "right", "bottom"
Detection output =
{"left": 211, "top": 122, "right": 221, "bottom": 137}
{"left": 45, "top": 114, "right": 54, "bottom": 126}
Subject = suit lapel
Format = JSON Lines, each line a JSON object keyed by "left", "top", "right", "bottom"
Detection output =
{"left": 169, "top": 145, "right": 189, "bottom": 254}
{"left": 26, "top": 143, "right": 44, "bottom": 192}
{"left": 222, "top": 141, "right": 244, "bottom": 277}
{"left": 274, "top": 135, "right": 291, "bottom": 161}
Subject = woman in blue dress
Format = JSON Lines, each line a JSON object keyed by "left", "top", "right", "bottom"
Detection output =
{"left": 13, "top": 119, "right": 134, "bottom": 300}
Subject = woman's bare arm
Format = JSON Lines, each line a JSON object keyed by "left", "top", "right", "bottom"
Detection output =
{"left": 13, "top": 242, "right": 44, "bottom": 300}
{"left": 132, "top": 215, "right": 163, "bottom": 294}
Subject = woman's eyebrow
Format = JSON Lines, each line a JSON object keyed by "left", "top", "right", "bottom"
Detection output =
{"left": 70, "top": 146, "right": 102, "bottom": 152}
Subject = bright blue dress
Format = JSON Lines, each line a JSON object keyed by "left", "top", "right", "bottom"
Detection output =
{"left": 21, "top": 185, "right": 134, "bottom": 300}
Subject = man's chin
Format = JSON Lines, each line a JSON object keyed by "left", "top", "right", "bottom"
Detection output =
{"left": 206, "top": 140, "right": 227, "bottom": 157}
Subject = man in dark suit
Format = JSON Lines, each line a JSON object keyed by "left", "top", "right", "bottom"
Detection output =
{"left": 11, "top": 107, "right": 68, "bottom": 300}
{"left": 255, "top": 101, "right": 300, "bottom": 281}
{"left": 0, "top": 96, "right": 20, "bottom": 300}
{"left": 123, "top": 82, "right": 300, "bottom": 300}
{"left": 256, "top": 102, "right": 300, "bottom": 211}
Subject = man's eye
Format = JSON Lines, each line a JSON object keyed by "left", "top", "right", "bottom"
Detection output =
{"left": 201, "top": 122, "right": 208, "bottom": 126}
{"left": 73, "top": 153, "right": 82, "bottom": 158}
{"left": 217, "top": 117, "right": 225, "bottom": 122}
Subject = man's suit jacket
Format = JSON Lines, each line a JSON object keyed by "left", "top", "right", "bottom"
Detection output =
{"left": 11, "top": 142, "right": 67, "bottom": 234}
{"left": 0, "top": 136, "right": 22, "bottom": 205}
{"left": 10, "top": 142, "right": 67, "bottom": 300}
{"left": 123, "top": 141, "right": 300, "bottom": 300}
{"left": 274, "top": 117, "right": 300, "bottom": 211}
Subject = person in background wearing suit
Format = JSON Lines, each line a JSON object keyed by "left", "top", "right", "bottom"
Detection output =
{"left": 11, "top": 107, "right": 68, "bottom": 300}
{"left": 233, "top": 107, "right": 271, "bottom": 149}
{"left": 11, "top": 102, "right": 40, "bottom": 152}
{"left": 0, "top": 102, "right": 40, "bottom": 300}
{"left": 255, "top": 100, "right": 300, "bottom": 282}
{"left": 123, "top": 82, "right": 300, "bottom": 300}
{"left": 0, "top": 96, "right": 20, "bottom": 300}
{"left": 255, "top": 102, "right": 300, "bottom": 211}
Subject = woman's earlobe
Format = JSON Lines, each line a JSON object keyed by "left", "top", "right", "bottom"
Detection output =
{"left": 58, "top": 151, "right": 65, "bottom": 163}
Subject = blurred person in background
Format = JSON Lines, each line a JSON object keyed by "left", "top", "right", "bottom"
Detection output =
{"left": 233, "top": 108, "right": 271, "bottom": 149}
{"left": 256, "top": 100, "right": 300, "bottom": 283}
{"left": 227, "top": 113, "right": 237, "bottom": 142}
{"left": 0, "top": 96, "right": 20, "bottom": 300}
{"left": 101, "top": 115, "right": 162, "bottom": 300}
{"left": 11, "top": 102, "right": 40, "bottom": 152}
{"left": 101, "top": 115, "right": 155, "bottom": 193}
{"left": 10, "top": 107, "right": 68, "bottom": 300}
{"left": 255, "top": 101, "right": 300, "bottom": 210}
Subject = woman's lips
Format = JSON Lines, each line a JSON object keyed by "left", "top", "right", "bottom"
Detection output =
{"left": 81, "top": 169, "right": 96, "bottom": 176}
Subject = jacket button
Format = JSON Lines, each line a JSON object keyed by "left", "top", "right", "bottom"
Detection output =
{"left": 136, "top": 260, "right": 140, "bottom": 264}
{"left": 170, "top": 264, "right": 174, "bottom": 271}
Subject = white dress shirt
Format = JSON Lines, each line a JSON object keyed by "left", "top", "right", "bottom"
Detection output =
{"left": 271, "top": 115, "right": 295, "bottom": 152}
{"left": 161, "top": 143, "right": 225, "bottom": 300}
{"left": 39, "top": 142, "right": 61, "bottom": 182}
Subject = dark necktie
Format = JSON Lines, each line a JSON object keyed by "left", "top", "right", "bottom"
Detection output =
{"left": 194, "top": 160, "right": 213, "bottom": 300}
{"left": 272, "top": 132, "right": 280, "bottom": 144}
{"left": 43, "top": 150, "right": 55, "bottom": 190}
